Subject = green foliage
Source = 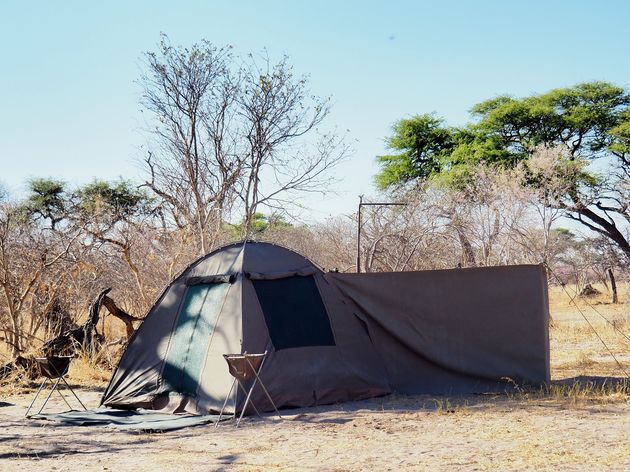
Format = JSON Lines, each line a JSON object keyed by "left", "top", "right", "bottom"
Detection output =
{"left": 554, "top": 227, "right": 575, "bottom": 239}
{"left": 20, "top": 178, "right": 67, "bottom": 228}
{"left": 376, "top": 82, "right": 630, "bottom": 190}
{"left": 228, "top": 212, "right": 293, "bottom": 238}
{"left": 76, "top": 180, "right": 152, "bottom": 220}
{"left": 375, "top": 114, "right": 455, "bottom": 189}
{"left": 609, "top": 108, "right": 630, "bottom": 157}
{"left": 248, "top": 212, "right": 270, "bottom": 233}
{"left": 473, "top": 81, "right": 629, "bottom": 157}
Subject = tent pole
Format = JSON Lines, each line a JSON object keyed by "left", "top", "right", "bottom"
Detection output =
{"left": 356, "top": 195, "right": 363, "bottom": 273}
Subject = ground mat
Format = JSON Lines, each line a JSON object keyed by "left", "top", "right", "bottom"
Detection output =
{"left": 31, "top": 408, "right": 230, "bottom": 432}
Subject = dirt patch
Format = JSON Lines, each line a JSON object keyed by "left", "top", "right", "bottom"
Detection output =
{"left": 1, "top": 387, "right": 629, "bottom": 471}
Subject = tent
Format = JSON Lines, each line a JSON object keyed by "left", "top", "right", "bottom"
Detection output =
{"left": 101, "top": 241, "right": 549, "bottom": 414}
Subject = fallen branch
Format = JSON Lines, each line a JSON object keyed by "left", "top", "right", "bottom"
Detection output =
{"left": 1, "top": 288, "right": 142, "bottom": 380}
{"left": 102, "top": 295, "right": 142, "bottom": 339}
{"left": 41, "top": 288, "right": 110, "bottom": 356}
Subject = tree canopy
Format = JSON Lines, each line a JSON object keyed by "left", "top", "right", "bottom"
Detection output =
{"left": 376, "top": 82, "right": 630, "bottom": 260}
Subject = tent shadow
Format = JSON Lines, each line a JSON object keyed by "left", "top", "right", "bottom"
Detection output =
{"left": 551, "top": 375, "right": 628, "bottom": 388}
{"left": 269, "top": 376, "right": 629, "bottom": 420}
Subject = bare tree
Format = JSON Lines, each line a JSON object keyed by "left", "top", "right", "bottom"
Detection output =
{"left": 140, "top": 37, "right": 349, "bottom": 250}
{"left": 308, "top": 216, "right": 357, "bottom": 272}
{"left": 141, "top": 36, "right": 242, "bottom": 254}
{"left": 357, "top": 195, "right": 446, "bottom": 272}
{"left": 419, "top": 167, "right": 524, "bottom": 268}
{"left": 70, "top": 180, "right": 157, "bottom": 307}
{"left": 237, "top": 54, "right": 348, "bottom": 237}
{"left": 579, "top": 235, "right": 626, "bottom": 303}
{"left": 521, "top": 144, "right": 630, "bottom": 262}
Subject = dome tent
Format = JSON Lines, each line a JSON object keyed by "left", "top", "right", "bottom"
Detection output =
{"left": 101, "top": 241, "right": 391, "bottom": 414}
{"left": 102, "top": 241, "right": 550, "bottom": 415}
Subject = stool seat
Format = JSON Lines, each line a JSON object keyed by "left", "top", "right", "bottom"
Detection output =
{"left": 223, "top": 353, "right": 266, "bottom": 381}
{"left": 34, "top": 356, "right": 72, "bottom": 378}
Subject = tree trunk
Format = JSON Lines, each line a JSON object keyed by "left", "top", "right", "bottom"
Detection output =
{"left": 8, "top": 312, "right": 22, "bottom": 357}
{"left": 121, "top": 246, "right": 148, "bottom": 306}
{"left": 576, "top": 207, "right": 630, "bottom": 263}
{"left": 608, "top": 268, "right": 619, "bottom": 304}
{"left": 482, "top": 209, "right": 501, "bottom": 265}
{"left": 41, "top": 288, "right": 109, "bottom": 356}
{"left": 457, "top": 229, "right": 477, "bottom": 267}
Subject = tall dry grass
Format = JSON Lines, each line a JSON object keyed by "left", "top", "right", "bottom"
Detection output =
{"left": 549, "top": 281, "right": 630, "bottom": 379}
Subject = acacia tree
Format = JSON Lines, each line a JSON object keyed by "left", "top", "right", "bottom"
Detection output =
{"left": 376, "top": 82, "right": 630, "bottom": 261}
{"left": 475, "top": 83, "right": 630, "bottom": 260}
{"left": 141, "top": 36, "right": 348, "bottom": 250}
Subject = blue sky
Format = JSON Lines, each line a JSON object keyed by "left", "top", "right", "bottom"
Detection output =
{"left": 1, "top": 0, "right": 629, "bottom": 221}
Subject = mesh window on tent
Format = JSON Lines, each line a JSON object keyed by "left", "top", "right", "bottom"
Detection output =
{"left": 253, "top": 275, "right": 335, "bottom": 350}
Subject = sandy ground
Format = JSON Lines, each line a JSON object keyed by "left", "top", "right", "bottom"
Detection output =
{"left": 1, "top": 386, "right": 629, "bottom": 471}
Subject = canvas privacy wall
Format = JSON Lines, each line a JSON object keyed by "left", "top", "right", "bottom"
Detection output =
{"left": 101, "top": 242, "right": 550, "bottom": 414}
{"left": 331, "top": 265, "right": 550, "bottom": 394}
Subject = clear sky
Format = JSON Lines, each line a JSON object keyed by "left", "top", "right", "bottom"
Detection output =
{"left": 1, "top": 0, "right": 629, "bottom": 221}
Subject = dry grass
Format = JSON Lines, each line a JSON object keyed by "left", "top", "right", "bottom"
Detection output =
{"left": 549, "top": 281, "right": 630, "bottom": 382}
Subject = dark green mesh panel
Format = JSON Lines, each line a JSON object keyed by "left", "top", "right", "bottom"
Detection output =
{"left": 161, "top": 283, "right": 229, "bottom": 395}
{"left": 253, "top": 275, "right": 335, "bottom": 350}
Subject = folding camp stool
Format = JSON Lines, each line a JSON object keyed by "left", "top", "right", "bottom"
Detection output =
{"left": 216, "top": 351, "right": 281, "bottom": 427}
{"left": 25, "top": 356, "right": 87, "bottom": 417}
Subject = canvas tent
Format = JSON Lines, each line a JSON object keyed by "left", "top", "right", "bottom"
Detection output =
{"left": 101, "top": 241, "right": 550, "bottom": 414}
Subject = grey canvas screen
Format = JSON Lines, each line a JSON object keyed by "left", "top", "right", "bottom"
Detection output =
{"left": 253, "top": 275, "right": 335, "bottom": 350}
{"left": 161, "top": 282, "right": 229, "bottom": 395}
